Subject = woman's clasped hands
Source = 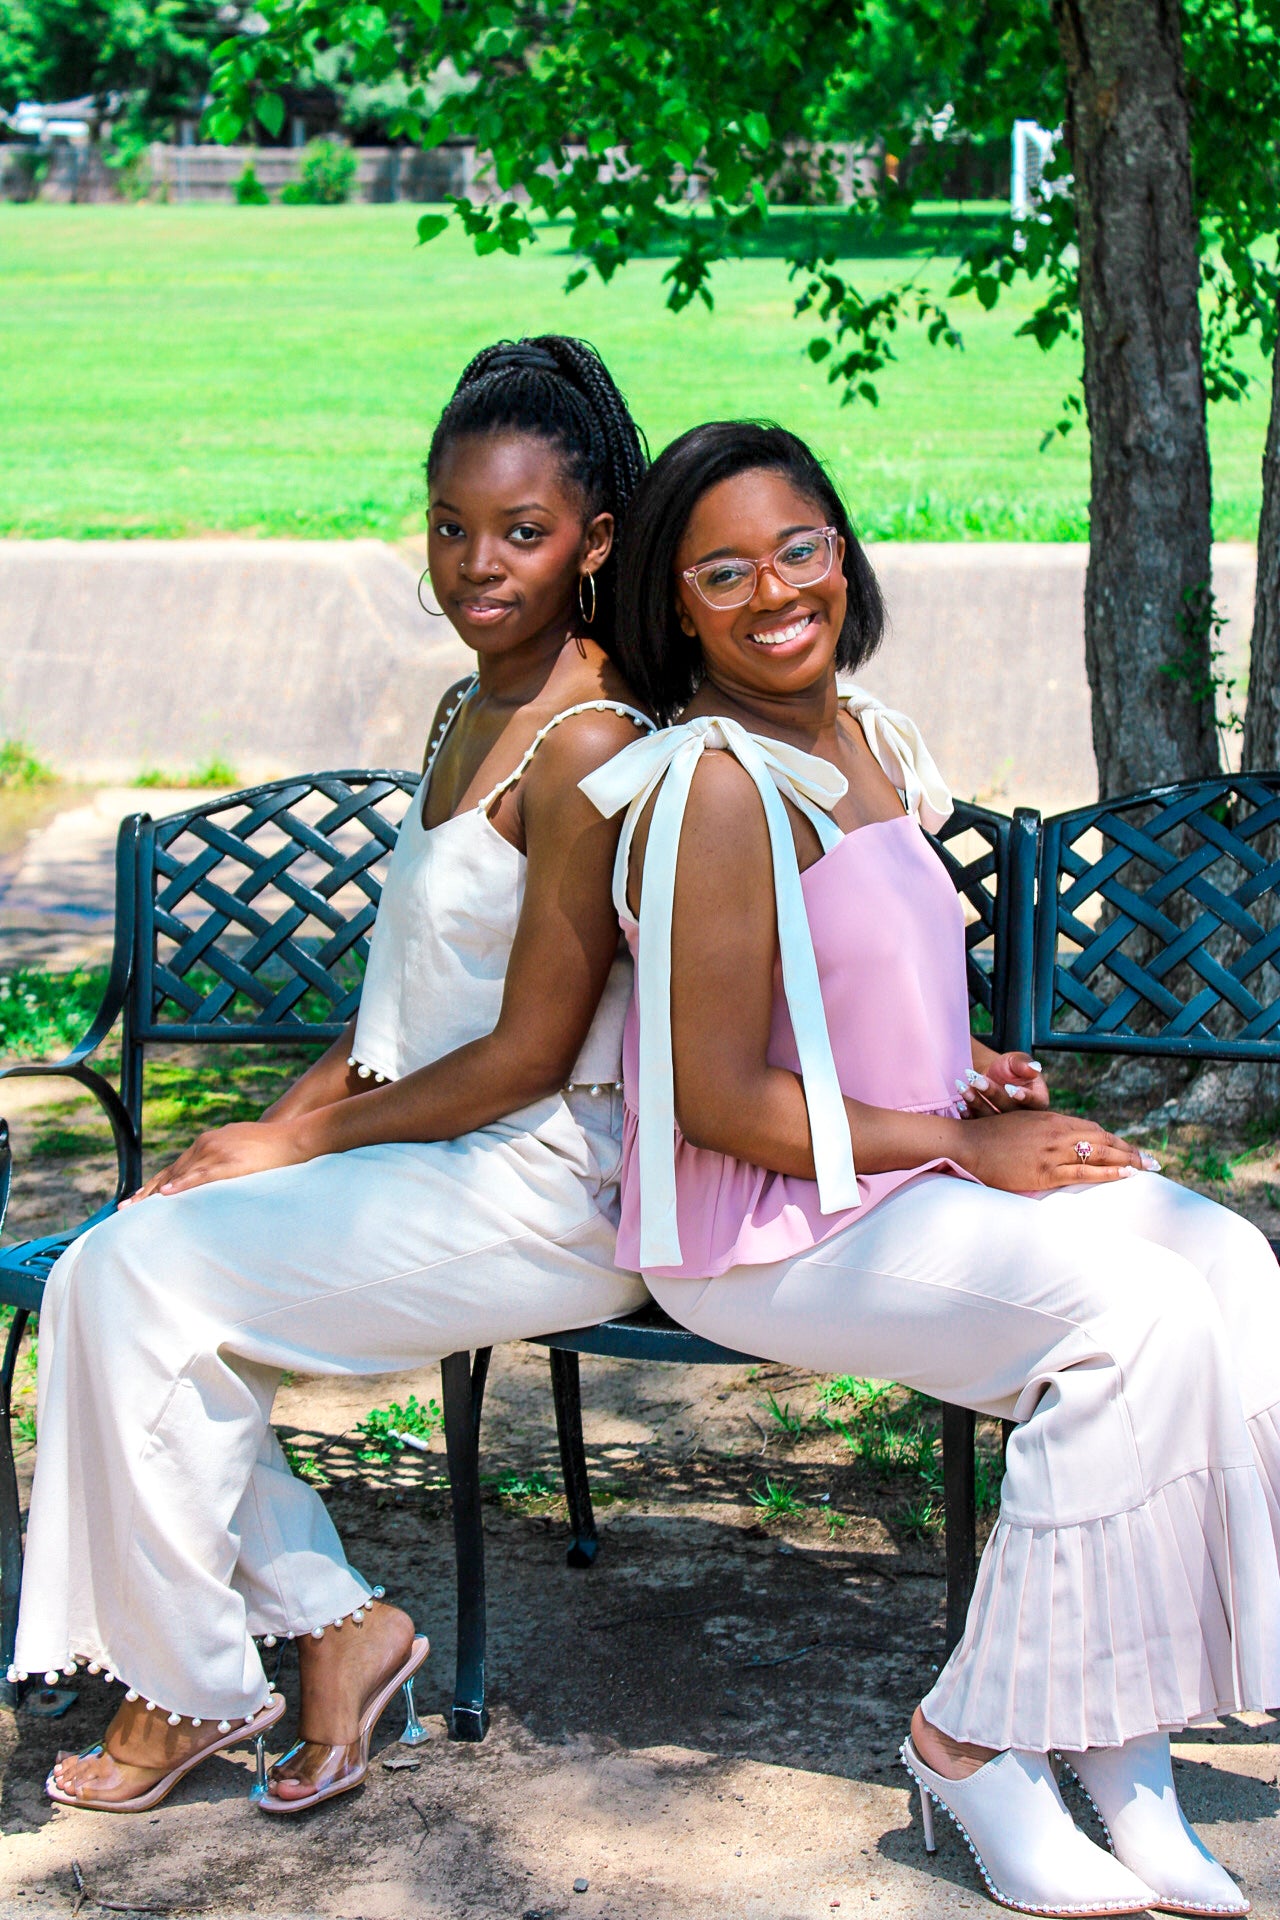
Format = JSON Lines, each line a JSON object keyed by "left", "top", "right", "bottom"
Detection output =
{"left": 952, "top": 1050, "right": 1159, "bottom": 1192}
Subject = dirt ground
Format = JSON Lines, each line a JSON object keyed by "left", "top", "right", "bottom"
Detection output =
{"left": 3, "top": 1337, "right": 1279, "bottom": 1920}
{"left": 4, "top": 1051, "right": 1280, "bottom": 1920}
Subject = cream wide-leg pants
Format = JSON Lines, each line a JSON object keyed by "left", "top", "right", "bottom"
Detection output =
{"left": 13, "top": 1090, "right": 647, "bottom": 1723}
{"left": 647, "top": 1171, "right": 1280, "bottom": 1753}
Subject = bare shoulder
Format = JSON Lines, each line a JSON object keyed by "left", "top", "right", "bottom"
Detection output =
{"left": 683, "top": 748, "right": 768, "bottom": 850}
{"left": 523, "top": 702, "right": 653, "bottom": 795}
{"left": 628, "top": 746, "right": 769, "bottom": 917}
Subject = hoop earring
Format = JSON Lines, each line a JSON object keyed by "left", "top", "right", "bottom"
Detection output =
{"left": 417, "top": 568, "right": 442, "bottom": 618}
{"left": 577, "top": 571, "right": 597, "bottom": 625}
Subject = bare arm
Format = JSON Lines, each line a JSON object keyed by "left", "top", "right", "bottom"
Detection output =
{"left": 664, "top": 758, "right": 1145, "bottom": 1194}
{"left": 257, "top": 680, "right": 478, "bottom": 1130}
{"left": 126, "top": 710, "right": 637, "bottom": 1200}
{"left": 290, "top": 710, "right": 630, "bottom": 1153}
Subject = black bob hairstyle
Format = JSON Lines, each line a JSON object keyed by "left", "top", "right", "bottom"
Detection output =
{"left": 614, "top": 421, "right": 884, "bottom": 721}
{"left": 426, "top": 335, "right": 648, "bottom": 657}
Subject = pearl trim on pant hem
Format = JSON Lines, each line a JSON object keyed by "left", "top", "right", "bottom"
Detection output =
{"left": 252, "top": 1586, "right": 383, "bottom": 1648}
{"left": 6, "top": 1658, "right": 271, "bottom": 1732}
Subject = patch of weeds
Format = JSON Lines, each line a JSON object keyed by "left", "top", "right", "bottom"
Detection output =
{"left": 819, "top": 1374, "right": 1005, "bottom": 1520}
{"left": 821, "top": 1508, "right": 850, "bottom": 1539}
{"left": 493, "top": 1470, "right": 557, "bottom": 1511}
{"left": 11, "top": 1407, "right": 37, "bottom": 1448}
{"left": 1181, "top": 1144, "right": 1235, "bottom": 1184}
{"left": 749, "top": 1475, "right": 804, "bottom": 1522}
{"left": 762, "top": 1391, "right": 806, "bottom": 1439}
{"left": 0, "top": 966, "right": 111, "bottom": 1061}
{"left": 281, "top": 1438, "right": 330, "bottom": 1488}
{"left": 895, "top": 1494, "right": 943, "bottom": 1539}
{"left": 1242, "top": 1107, "right": 1280, "bottom": 1151}
{"left": 974, "top": 1448, "right": 1003, "bottom": 1515}
{"left": 31, "top": 1124, "right": 108, "bottom": 1160}
{"left": 355, "top": 1394, "right": 444, "bottom": 1464}
{"left": 0, "top": 740, "right": 55, "bottom": 789}
{"left": 816, "top": 1376, "right": 895, "bottom": 1417}
{"left": 135, "top": 758, "right": 240, "bottom": 791}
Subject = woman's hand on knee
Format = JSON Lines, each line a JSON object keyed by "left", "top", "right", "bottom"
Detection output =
{"left": 120, "top": 1121, "right": 310, "bottom": 1205}
{"left": 954, "top": 1111, "right": 1158, "bottom": 1193}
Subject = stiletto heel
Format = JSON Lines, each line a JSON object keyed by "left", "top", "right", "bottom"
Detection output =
{"left": 399, "top": 1675, "right": 430, "bottom": 1747}
{"left": 249, "top": 1733, "right": 269, "bottom": 1805}
{"left": 919, "top": 1781, "right": 937, "bottom": 1853}
{"left": 899, "top": 1735, "right": 1155, "bottom": 1916}
{"left": 256, "top": 1635, "right": 430, "bottom": 1814}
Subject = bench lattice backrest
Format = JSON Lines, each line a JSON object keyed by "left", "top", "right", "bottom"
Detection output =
{"left": 133, "top": 772, "right": 420, "bottom": 1044}
{"left": 1033, "top": 775, "right": 1280, "bottom": 1059}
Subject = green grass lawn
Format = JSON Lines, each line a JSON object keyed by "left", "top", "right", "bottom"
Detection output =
{"left": 1, "top": 201, "right": 1269, "bottom": 541}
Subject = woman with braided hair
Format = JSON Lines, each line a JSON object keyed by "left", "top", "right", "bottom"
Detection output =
{"left": 22, "top": 336, "right": 653, "bottom": 1816}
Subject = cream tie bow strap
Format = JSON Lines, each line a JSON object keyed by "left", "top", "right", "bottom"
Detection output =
{"left": 581, "top": 717, "right": 862, "bottom": 1269}
{"left": 840, "top": 684, "right": 954, "bottom": 832}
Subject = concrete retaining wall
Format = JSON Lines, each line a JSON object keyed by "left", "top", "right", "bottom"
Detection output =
{"left": 0, "top": 539, "right": 1258, "bottom": 813}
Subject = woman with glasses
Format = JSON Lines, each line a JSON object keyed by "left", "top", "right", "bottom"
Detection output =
{"left": 580, "top": 420, "right": 1280, "bottom": 1917}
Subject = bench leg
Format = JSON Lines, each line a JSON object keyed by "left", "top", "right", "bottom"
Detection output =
{"left": 549, "top": 1349, "right": 598, "bottom": 1569}
{"left": 0, "top": 1310, "right": 28, "bottom": 1710}
{"left": 941, "top": 1402, "right": 976, "bottom": 1658}
{"left": 441, "top": 1347, "right": 492, "bottom": 1742}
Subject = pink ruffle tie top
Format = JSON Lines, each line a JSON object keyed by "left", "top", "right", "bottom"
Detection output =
{"left": 580, "top": 689, "right": 978, "bottom": 1279}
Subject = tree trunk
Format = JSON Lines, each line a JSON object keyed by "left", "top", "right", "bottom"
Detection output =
{"left": 1053, "top": 0, "right": 1219, "bottom": 798}
{"left": 1242, "top": 311, "right": 1280, "bottom": 770}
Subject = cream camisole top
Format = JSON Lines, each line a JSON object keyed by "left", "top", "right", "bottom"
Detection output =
{"left": 351, "top": 677, "right": 653, "bottom": 1095}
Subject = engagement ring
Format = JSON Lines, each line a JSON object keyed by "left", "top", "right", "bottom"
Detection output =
{"left": 1074, "top": 1140, "right": 1093, "bottom": 1163}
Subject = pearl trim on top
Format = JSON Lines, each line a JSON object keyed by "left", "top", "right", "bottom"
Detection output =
{"left": 348, "top": 688, "right": 652, "bottom": 1086}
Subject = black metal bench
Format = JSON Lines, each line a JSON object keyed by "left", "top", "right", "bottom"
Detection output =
{"left": 0, "top": 771, "right": 1012, "bottom": 1728}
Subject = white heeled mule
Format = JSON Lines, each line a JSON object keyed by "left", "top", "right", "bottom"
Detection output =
{"left": 1067, "top": 1735, "right": 1249, "bottom": 1916}
{"left": 900, "top": 1736, "right": 1156, "bottom": 1917}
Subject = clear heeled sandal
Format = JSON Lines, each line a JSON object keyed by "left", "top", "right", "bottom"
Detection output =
{"left": 46, "top": 1693, "right": 287, "bottom": 1814}
{"left": 255, "top": 1634, "right": 430, "bottom": 1815}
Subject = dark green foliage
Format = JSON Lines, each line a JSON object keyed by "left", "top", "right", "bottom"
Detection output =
{"left": 205, "top": 0, "right": 1280, "bottom": 421}
{"left": 234, "top": 162, "right": 270, "bottom": 204}
{"left": 0, "top": 0, "right": 232, "bottom": 137}
{"left": 280, "top": 139, "right": 358, "bottom": 204}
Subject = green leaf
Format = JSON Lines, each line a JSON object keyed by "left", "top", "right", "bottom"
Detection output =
{"left": 207, "top": 108, "right": 244, "bottom": 145}
{"left": 564, "top": 267, "right": 589, "bottom": 292}
{"left": 416, "top": 212, "right": 449, "bottom": 244}
{"left": 256, "top": 92, "right": 285, "bottom": 138}
{"left": 744, "top": 110, "right": 771, "bottom": 150}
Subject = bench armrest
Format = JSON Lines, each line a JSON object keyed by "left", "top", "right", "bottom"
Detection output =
{"left": 0, "top": 814, "right": 144, "bottom": 1241}
{"left": 0, "top": 1060, "right": 141, "bottom": 1241}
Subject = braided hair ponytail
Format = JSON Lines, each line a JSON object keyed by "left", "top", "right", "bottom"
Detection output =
{"left": 427, "top": 336, "right": 647, "bottom": 657}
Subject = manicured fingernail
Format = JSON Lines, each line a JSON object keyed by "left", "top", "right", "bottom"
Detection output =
{"left": 1119, "top": 1166, "right": 1138, "bottom": 1178}
{"left": 955, "top": 1078, "right": 971, "bottom": 1094}
{"left": 1027, "top": 1061, "right": 1042, "bottom": 1073}
{"left": 1004, "top": 1084, "right": 1027, "bottom": 1101}
{"left": 965, "top": 1070, "right": 991, "bottom": 1089}
{"left": 159, "top": 1182, "right": 175, "bottom": 1193}
{"left": 1140, "top": 1152, "right": 1162, "bottom": 1172}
